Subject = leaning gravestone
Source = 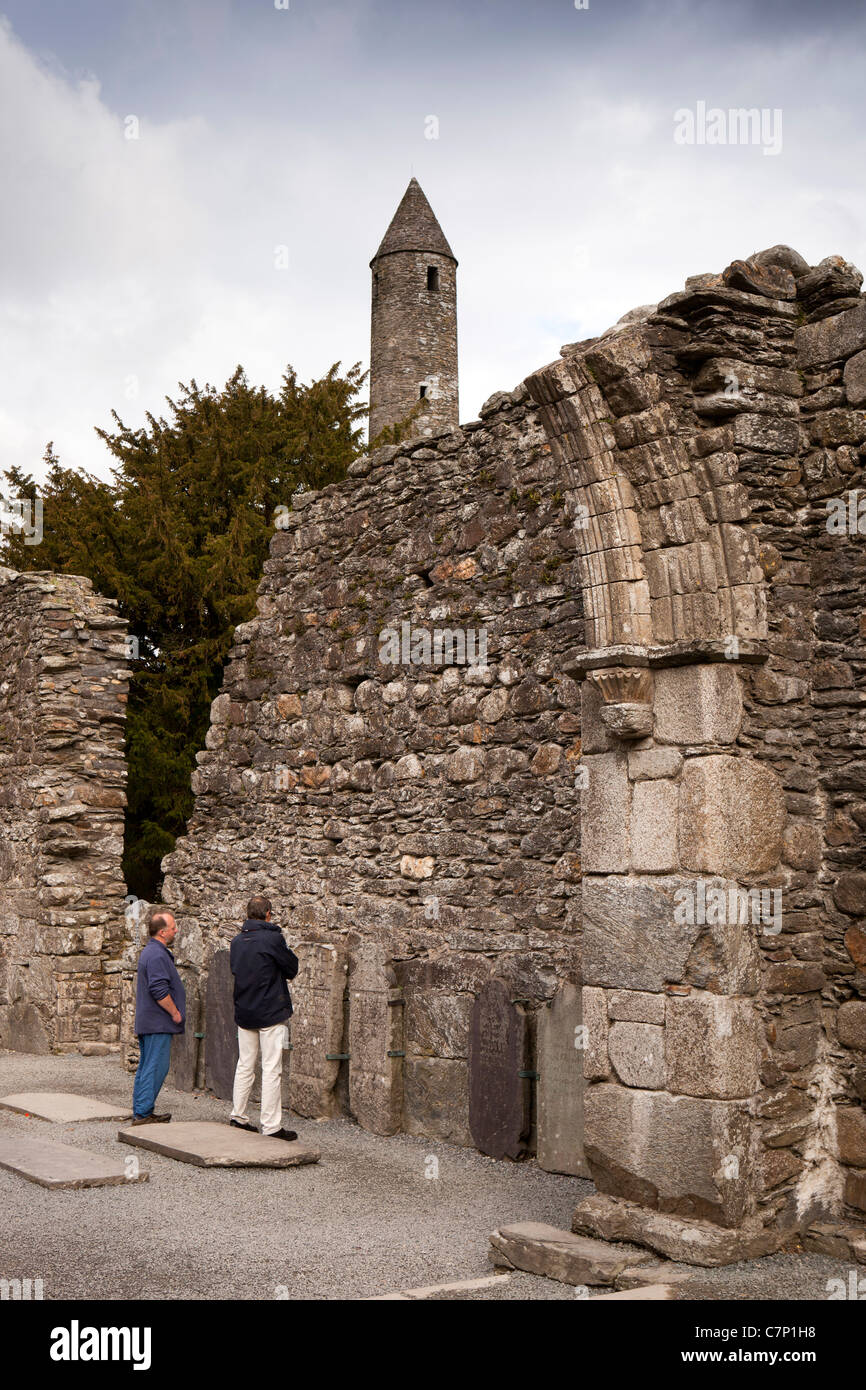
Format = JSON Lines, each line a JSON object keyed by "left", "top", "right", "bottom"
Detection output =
{"left": 289, "top": 943, "right": 347, "bottom": 1118}
{"left": 537, "top": 982, "right": 590, "bottom": 1177}
{"left": 204, "top": 950, "right": 237, "bottom": 1102}
{"left": 168, "top": 968, "right": 201, "bottom": 1093}
{"left": 348, "top": 941, "right": 403, "bottom": 1135}
{"left": 468, "top": 979, "right": 530, "bottom": 1160}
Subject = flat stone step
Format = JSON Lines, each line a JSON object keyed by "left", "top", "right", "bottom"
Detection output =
{"left": 490, "top": 1221, "right": 654, "bottom": 1286}
{"left": 591, "top": 1284, "right": 678, "bottom": 1300}
{"left": 117, "top": 1120, "right": 321, "bottom": 1168}
{"left": 573, "top": 1192, "right": 783, "bottom": 1266}
{"left": 0, "top": 1091, "right": 132, "bottom": 1123}
{"left": 615, "top": 1261, "right": 695, "bottom": 1290}
{"left": 0, "top": 1129, "right": 148, "bottom": 1189}
{"left": 367, "top": 1274, "right": 511, "bottom": 1301}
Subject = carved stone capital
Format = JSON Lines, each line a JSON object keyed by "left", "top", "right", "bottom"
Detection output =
{"left": 589, "top": 666, "right": 654, "bottom": 706}
{"left": 589, "top": 666, "right": 654, "bottom": 740}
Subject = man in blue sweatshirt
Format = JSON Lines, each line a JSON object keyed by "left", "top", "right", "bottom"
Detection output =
{"left": 131, "top": 908, "right": 186, "bottom": 1124}
{"left": 229, "top": 895, "right": 299, "bottom": 1140}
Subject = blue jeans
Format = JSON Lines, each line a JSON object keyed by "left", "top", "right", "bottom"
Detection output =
{"left": 132, "top": 1033, "right": 173, "bottom": 1117}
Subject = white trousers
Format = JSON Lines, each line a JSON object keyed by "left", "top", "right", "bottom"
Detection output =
{"left": 231, "top": 1023, "right": 286, "bottom": 1135}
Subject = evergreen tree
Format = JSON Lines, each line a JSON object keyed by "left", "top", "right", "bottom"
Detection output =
{"left": 1, "top": 364, "right": 367, "bottom": 897}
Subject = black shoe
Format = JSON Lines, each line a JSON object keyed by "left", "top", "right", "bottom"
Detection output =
{"left": 266, "top": 1128, "right": 298, "bottom": 1142}
{"left": 230, "top": 1119, "right": 258, "bottom": 1132}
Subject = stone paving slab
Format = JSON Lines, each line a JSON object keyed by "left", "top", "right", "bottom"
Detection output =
{"left": 0, "top": 1091, "right": 132, "bottom": 1123}
{"left": 490, "top": 1221, "right": 654, "bottom": 1286}
{"left": 591, "top": 1284, "right": 678, "bottom": 1300}
{"left": 615, "top": 1261, "right": 695, "bottom": 1290}
{"left": 367, "top": 1273, "right": 511, "bottom": 1301}
{"left": 0, "top": 1129, "right": 148, "bottom": 1189}
{"left": 116, "top": 1120, "right": 321, "bottom": 1168}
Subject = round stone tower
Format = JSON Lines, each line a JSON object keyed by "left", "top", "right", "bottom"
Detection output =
{"left": 369, "top": 178, "right": 458, "bottom": 442}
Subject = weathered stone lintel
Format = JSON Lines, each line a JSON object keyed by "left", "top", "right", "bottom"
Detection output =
{"left": 564, "top": 639, "right": 769, "bottom": 675}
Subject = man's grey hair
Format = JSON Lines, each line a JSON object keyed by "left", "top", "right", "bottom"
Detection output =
{"left": 147, "top": 908, "right": 175, "bottom": 938}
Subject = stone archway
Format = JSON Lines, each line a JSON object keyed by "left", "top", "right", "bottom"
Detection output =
{"left": 524, "top": 272, "right": 801, "bottom": 1263}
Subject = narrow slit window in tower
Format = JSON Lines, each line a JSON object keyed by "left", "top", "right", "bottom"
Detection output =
{"left": 419, "top": 385, "right": 428, "bottom": 399}
{"left": 426, "top": 266, "right": 439, "bottom": 292}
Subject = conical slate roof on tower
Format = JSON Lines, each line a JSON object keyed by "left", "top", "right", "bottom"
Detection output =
{"left": 370, "top": 178, "right": 457, "bottom": 264}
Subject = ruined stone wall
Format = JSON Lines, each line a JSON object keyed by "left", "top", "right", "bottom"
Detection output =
{"left": 162, "top": 244, "right": 866, "bottom": 1263}
{"left": 755, "top": 269, "right": 866, "bottom": 1242}
{"left": 0, "top": 568, "right": 131, "bottom": 1054}
{"left": 162, "top": 393, "right": 585, "bottom": 1143}
{"left": 524, "top": 246, "right": 866, "bottom": 1260}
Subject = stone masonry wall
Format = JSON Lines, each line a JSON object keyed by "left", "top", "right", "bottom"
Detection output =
{"left": 525, "top": 246, "right": 866, "bottom": 1260}
{"left": 162, "top": 244, "right": 865, "bottom": 1262}
{"left": 162, "top": 392, "right": 585, "bottom": 1146}
{"left": 0, "top": 568, "right": 131, "bottom": 1054}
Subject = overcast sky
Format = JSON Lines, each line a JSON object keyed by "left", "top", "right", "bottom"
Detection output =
{"left": 1, "top": 0, "right": 864, "bottom": 482}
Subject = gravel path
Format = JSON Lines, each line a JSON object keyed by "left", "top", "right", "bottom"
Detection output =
{"left": 0, "top": 1051, "right": 848, "bottom": 1302}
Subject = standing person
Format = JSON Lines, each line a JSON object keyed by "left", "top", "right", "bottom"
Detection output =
{"left": 229, "top": 895, "right": 299, "bottom": 1140}
{"left": 131, "top": 908, "right": 186, "bottom": 1125}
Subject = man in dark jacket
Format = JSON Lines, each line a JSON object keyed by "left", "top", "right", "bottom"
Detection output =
{"left": 229, "top": 895, "right": 299, "bottom": 1140}
{"left": 131, "top": 908, "right": 186, "bottom": 1124}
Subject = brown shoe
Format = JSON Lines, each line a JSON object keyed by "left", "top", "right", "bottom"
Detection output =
{"left": 130, "top": 1112, "right": 172, "bottom": 1126}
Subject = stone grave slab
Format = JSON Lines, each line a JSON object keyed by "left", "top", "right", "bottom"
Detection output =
{"left": 289, "top": 943, "right": 347, "bottom": 1118}
{"left": 537, "top": 982, "right": 590, "bottom": 1177}
{"left": 205, "top": 949, "right": 237, "bottom": 1102}
{"left": 0, "top": 1130, "right": 148, "bottom": 1189}
{"left": 0, "top": 1092, "right": 132, "bottom": 1124}
{"left": 490, "top": 1221, "right": 653, "bottom": 1286}
{"left": 348, "top": 941, "right": 403, "bottom": 1135}
{"left": 168, "top": 968, "right": 201, "bottom": 1093}
{"left": 403, "top": 1057, "right": 472, "bottom": 1146}
{"left": 117, "top": 1120, "right": 320, "bottom": 1168}
{"left": 468, "top": 979, "right": 529, "bottom": 1159}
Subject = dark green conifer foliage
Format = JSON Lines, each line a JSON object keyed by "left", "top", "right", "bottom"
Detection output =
{"left": 2, "top": 364, "right": 367, "bottom": 897}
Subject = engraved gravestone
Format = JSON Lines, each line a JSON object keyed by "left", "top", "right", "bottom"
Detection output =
{"left": 468, "top": 979, "right": 530, "bottom": 1160}
{"left": 348, "top": 941, "right": 403, "bottom": 1135}
{"left": 289, "top": 943, "right": 347, "bottom": 1118}
{"left": 168, "top": 968, "right": 200, "bottom": 1093}
{"left": 204, "top": 950, "right": 237, "bottom": 1102}
{"left": 537, "top": 981, "right": 590, "bottom": 1177}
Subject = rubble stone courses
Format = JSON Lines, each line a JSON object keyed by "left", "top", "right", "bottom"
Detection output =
{"left": 154, "top": 242, "right": 866, "bottom": 1254}
{"left": 0, "top": 570, "right": 130, "bottom": 1056}
{"left": 2, "top": 239, "right": 865, "bottom": 1264}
